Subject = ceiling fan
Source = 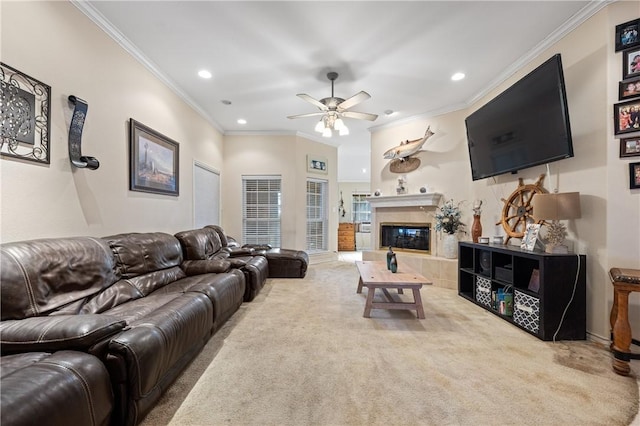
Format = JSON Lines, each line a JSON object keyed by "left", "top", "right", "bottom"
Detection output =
{"left": 287, "top": 72, "right": 378, "bottom": 137}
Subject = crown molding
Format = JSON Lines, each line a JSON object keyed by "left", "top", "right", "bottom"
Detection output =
{"left": 467, "top": 0, "right": 612, "bottom": 106}
{"left": 70, "top": 0, "right": 224, "bottom": 133}
{"left": 373, "top": 0, "right": 612, "bottom": 134}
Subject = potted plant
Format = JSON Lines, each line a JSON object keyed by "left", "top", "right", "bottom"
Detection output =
{"left": 435, "top": 199, "right": 465, "bottom": 258}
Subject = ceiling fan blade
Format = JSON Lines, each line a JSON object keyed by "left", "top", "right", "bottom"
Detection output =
{"left": 297, "top": 94, "right": 327, "bottom": 110}
{"left": 287, "top": 112, "right": 326, "bottom": 119}
{"left": 337, "top": 91, "right": 371, "bottom": 111}
{"left": 341, "top": 111, "right": 378, "bottom": 121}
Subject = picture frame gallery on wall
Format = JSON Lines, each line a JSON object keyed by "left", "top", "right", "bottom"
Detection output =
{"left": 0, "top": 62, "right": 51, "bottom": 165}
{"left": 129, "top": 119, "right": 179, "bottom": 196}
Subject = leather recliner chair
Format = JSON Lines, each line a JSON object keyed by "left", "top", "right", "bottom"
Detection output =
{"left": 175, "top": 227, "right": 268, "bottom": 302}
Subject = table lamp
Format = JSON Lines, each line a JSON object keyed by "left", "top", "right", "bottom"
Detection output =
{"left": 532, "top": 192, "right": 581, "bottom": 253}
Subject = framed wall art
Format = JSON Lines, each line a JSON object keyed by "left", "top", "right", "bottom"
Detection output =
{"left": 129, "top": 119, "right": 179, "bottom": 196}
{"left": 620, "top": 136, "right": 640, "bottom": 158}
{"left": 622, "top": 47, "right": 640, "bottom": 79}
{"left": 615, "top": 18, "right": 640, "bottom": 52}
{"left": 613, "top": 99, "right": 640, "bottom": 135}
{"left": 630, "top": 162, "right": 640, "bottom": 189}
{"left": 0, "top": 62, "right": 51, "bottom": 165}
{"left": 307, "top": 155, "right": 327, "bottom": 174}
{"left": 619, "top": 75, "right": 640, "bottom": 100}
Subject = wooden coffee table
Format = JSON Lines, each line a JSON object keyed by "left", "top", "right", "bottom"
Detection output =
{"left": 355, "top": 260, "right": 431, "bottom": 319}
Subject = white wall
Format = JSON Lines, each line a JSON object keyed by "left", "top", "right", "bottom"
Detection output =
{"left": 222, "top": 134, "right": 337, "bottom": 251}
{"left": 337, "top": 142, "right": 371, "bottom": 182}
{"left": 0, "top": 1, "right": 224, "bottom": 242}
{"left": 369, "top": 3, "right": 640, "bottom": 340}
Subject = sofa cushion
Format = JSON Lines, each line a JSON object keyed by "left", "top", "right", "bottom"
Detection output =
{"left": 105, "top": 292, "right": 213, "bottom": 424}
{"left": 181, "top": 259, "right": 230, "bottom": 275}
{"left": 0, "top": 314, "right": 126, "bottom": 354}
{"left": 0, "top": 237, "right": 119, "bottom": 320}
{"left": 1, "top": 351, "right": 114, "bottom": 426}
{"left": 102, "top": 232, "right": 183, "bottom": 279}
{"left": 174, "top": 228, "right": 222, "bottom": 260}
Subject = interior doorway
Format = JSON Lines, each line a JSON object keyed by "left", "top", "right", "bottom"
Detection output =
{"left": 193, "top": 161, "right": 220, "bottom": 228}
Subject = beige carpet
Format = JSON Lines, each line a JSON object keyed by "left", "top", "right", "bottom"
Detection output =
{"left": 141, "top": 261, "right": 639, "bottom": 426}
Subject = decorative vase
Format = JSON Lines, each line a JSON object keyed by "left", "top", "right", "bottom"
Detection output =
{"left": 386, "top": 246, "right": 394, "bottom": 270}
{"left": 390, "top": 253, "right": 398, "bottom": 273}
{"left": 442, "top": 233, "right": 458, "bottom": 259}
{"left": 471, "top": 214, "right": 482, "bottom": 243}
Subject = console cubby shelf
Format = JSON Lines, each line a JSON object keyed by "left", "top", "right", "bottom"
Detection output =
{"left": 458, "top": 242, "right": 586, "bottom": 341}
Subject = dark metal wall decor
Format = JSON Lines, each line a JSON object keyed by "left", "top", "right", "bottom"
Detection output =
{"left": 68, "top": 95, "right": 99, "bottom": 170}
{"left": 1, "top": 62, "right": 51, "bottom": 164}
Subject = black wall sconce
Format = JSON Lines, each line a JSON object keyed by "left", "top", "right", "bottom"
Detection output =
{"left": 68, "top": 95, "right": 99, "bottom": 170}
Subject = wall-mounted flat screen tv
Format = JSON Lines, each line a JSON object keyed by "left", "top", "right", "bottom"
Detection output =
{"left": 465, "top": 54, "right": 573, "bottom": 181}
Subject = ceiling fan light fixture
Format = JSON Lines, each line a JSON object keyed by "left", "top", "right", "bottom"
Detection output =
{"left": 288, "top": 71, "right": 376, "bottom": 136}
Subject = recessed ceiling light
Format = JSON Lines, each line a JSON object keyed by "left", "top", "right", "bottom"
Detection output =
{"left": 237, "top": 119, "right": 247, "bottom": 125}
{"left": 451, "top": 72, "right": 465, "bottom": 81}
{"left": 362, "top": 168, "right": 367, "bottom": 173}
{"left": 198, "top": 70, "right": 212, "bottom": 79}
{"left": 384, "top": 110, "right": 395, "bottom": 116}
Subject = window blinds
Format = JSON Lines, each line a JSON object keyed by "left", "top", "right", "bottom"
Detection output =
{"left": 306, "top": 179, "right": 327, "bottom": 252}
{"left": 242, "top": 176, "right": 281, "bottom": 247}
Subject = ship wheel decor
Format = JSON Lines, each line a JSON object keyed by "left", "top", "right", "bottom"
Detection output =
{"left": 497, "top": 174, "right": 547, "bottom": 244}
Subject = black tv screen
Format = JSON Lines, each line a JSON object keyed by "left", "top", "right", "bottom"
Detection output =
{"left": 465, "top": 54, "right": 573, "bottom": 181}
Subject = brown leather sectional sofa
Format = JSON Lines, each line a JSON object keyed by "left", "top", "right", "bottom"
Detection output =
{"left": 0, "top": 227, "right": 308, "bottom": 426}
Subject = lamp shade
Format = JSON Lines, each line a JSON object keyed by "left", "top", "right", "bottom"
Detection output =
{"left": 532, "top": 192, "right": 581, "bottom": 221}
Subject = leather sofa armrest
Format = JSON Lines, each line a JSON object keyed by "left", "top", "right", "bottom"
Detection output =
{"left": 224, "top": 247, "right": 255, "bottom": 256}
{"left": 242, "top": 243, "right": 272, "bottom": 250}
{"left": 0, "top": 315, "right": 127, "bottom": 354}
{"left": 181, "top": 259, "right": 231, "bottom": 276}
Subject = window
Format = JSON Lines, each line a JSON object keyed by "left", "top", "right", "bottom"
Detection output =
{"left": 352, "top": 193, "right": 371, "bottom": 223}
{"left": 307, "top": 179, "right": 328, "bottom": 252}
{"left": 242, "top": 176, "right": 281, "bottom": 247}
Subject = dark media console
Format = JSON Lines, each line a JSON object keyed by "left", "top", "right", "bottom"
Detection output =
{"left": 458, "top": 242, "right": 586, "bottom": 341}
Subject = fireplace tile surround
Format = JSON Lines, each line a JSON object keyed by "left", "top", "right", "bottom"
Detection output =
{"left": 366, "top": 193, "right": 442, "bottom": 250}
{"left": 362, "top": 192, "right": 459, "bottom": 289}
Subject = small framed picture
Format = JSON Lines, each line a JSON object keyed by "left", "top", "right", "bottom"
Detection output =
{"left": 619, "top": 75, "right": 640, "bottom": 100}
{"left": 520, "top": 223, "right": 541, "bottom": 251}
{"left": 613, "top": 99, "right": 640, "bottom": 135}
{"left": 620, "top": 137, "right": 640, "bottom": 158}
{"left": 615, "top": 18, "right": 640, "bottom": 52}
{"left": 622, "top": 47, "right": 640, "bottom": 79}
{"left": 307, "top": 155, "right": 327, "bottom": 174}
{"left": 129, "top": 119, "right": 179, "bottom": 196}
{"left": 630, "top": 162, "right": 640, "bottom": 189}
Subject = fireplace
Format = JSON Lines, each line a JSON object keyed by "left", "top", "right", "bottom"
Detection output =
{"left": 366, "top": 193, "right": 442, "bottom": 252}
{"left": 380, "top": 222, "right": 431, "bottom": 253}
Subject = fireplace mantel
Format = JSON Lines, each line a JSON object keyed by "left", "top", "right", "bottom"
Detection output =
{"left": 366, "top": 193, "right": 442, "bottom": 251}
{"left": 366, "top": 193, "right": 442, "bottom": 208}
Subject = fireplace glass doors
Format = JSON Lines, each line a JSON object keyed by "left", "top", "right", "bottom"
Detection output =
{"left": 380, "top": 222, "right": 430, "bottom": 253}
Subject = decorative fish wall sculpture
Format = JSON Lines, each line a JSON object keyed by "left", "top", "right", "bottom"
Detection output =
{"left": 383, "top": 126, "right": 434, "bottom": 161}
